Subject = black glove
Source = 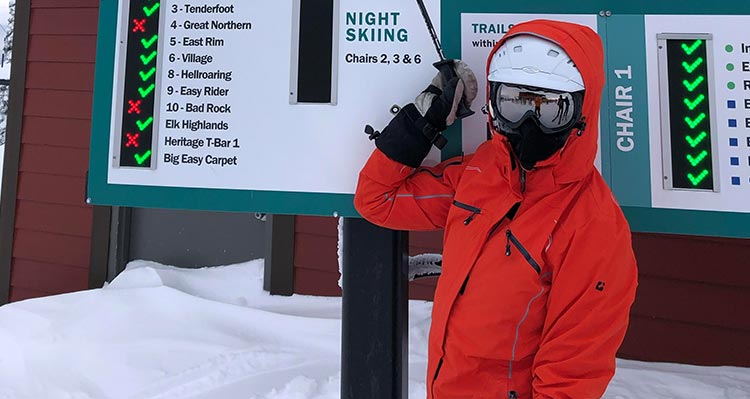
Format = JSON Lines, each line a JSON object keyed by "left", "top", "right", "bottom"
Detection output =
{"left": 373, "top": 61, "right": 477, "bottom": 168}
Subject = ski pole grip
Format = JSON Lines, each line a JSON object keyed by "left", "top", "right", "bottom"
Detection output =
{"left": 433, "top": 59, "right": 475, "bottom": 120}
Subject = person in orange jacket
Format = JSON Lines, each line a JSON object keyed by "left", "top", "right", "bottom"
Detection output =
{"left": 354, "top": 20, "right": 638, "bottom": 398}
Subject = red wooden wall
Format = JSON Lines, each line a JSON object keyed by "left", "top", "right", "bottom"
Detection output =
{"left": 294, "top": 216, "right": 341, "bottom": 296}
{"left": 293, "top": 216, "right": 441, "bottom": 300}
{"left": 293, "top": 216, "right": 750, "bottom": 367}
{"left": 8, "top": 0, "right": 98, "bottom": 301}
{"left": 620, "top": 234, "right": 750, "bottom": 366}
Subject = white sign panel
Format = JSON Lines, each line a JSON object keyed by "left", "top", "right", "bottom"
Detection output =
{"left": 645, "top": 15, "right": 750, "bottom": 213}
{"left": 108, "top": 0, "right": 443, "bottom": 194}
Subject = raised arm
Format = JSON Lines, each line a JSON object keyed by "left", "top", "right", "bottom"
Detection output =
{"left": 354, "top": 149, "right": 468, "bottom": 231}
{"left": 354, "top": 60, "right": 477, "bottom": 231}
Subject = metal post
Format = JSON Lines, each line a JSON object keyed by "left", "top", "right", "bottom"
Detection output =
{"left": 263, "top": 214, "right": 296, "bottom": 296}
{"left": 107, "top": 207, "right": 132, "bottom": 281}
{"left": 341, "top": 218, "right": 409, "bottom": 399}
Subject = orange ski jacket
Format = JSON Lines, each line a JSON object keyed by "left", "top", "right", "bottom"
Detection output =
{"left": 354, "top": 20, "right": 638, "bottom": 399}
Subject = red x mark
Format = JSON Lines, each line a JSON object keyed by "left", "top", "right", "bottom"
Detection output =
{"left": 126, "top": 133, "right": 140, "bottom": 148}
{"left": 127, "top": 100, "right": 142, "bottom": 115}
{"left": 132, "top": 19, "right": 146, "bottom": 33}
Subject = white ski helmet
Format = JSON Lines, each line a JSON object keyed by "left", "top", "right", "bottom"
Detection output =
{"left": 488, "top": 34, "right": 585, "bottom": 92}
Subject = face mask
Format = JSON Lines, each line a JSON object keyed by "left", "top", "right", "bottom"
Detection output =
{"left": 503, "top": 119, "right": 571, "bottom": 170}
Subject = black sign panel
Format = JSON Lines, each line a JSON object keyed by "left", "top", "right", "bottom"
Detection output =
{"left": 119, "top": 1, "right": 161, "bottom": 168}
{"left": 665, "top": 38, "right": 715, "bottom": 190}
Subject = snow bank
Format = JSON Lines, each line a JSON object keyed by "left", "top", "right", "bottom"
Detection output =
{"left": 0, "top": 260, "right": 747, "bottom": 398}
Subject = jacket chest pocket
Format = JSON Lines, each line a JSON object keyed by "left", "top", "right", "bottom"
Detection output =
{"left": 450, "top": 200, "right": 482, "bottom": 226}
{"left": 457, "top": 227, "right": 548, "bottom": 302}
{"left": 504, "top": 229, "right": 542, "bottom": 275}
{"left": 444, "top": 225, "right": 550, "bottom": 361}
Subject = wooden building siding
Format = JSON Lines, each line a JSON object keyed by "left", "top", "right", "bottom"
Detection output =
{"left": 294, "top": 216, "right": 341, "bottom": 297}
{"left": 619, "top": 233, "right": 750, "bottom": 366}
{"left": 407, "top": 229, "right": 441, "bottom": 301}
{"left": 293, "top": 216, "right": 442, "bottom": 300}
{"left": 293, "top": 217, "right": 750, "bottom": 367}
{"left": 7, "top": 0, "right": 99, "bottom": 302}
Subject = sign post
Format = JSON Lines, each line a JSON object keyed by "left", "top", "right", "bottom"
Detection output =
{"left": 341, "top": 218, "right": 409, "bottom": 399}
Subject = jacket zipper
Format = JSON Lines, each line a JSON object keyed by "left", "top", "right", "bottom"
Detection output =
{"left": 452, "top": 200, "right": 481, "bottom": 225}
{"left": 505, "top": 229, "right": 544, "bottom": 399}
{"left": 505, "top": 230, "right": 541, "bottom": 274}
{"left": 520, "top": 169, "right": 527, "bottom": 193}
{"left": 458, "top": 209, "right": 521, "bottom": 295}
{"left": 458, "top": 274, "right": 470, "bottom": 295}
{"left": 459, "top": 220, "right": 503, "bottom": 296}
{"left": 431, "top": 357, "right": 444, "bottom": 396}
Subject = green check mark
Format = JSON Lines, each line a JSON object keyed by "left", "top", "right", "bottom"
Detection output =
{"left": 683, "top": 76, "right": 705, "bottom": 92}
{"left": 134, "top": 150, "right": 152, "bottom": 166}
{"left": 687, "top": 170, "right": 709, "bottom": 186}
{"left": 686, "top": 150, "right": 709, "bottom": 167}
{"left": 136, "top": 117, "right": 154, "bottom": 131}
{"left": 682, "top": 40, "right": 703, "bottom": 56}
{"left": 138, "top": 83, "right": 156, "bottom": 98}
{"left": 141, "top": 34, "right": 158, "bottom": 49}
{"left": 143, "top": 3, "right": 160, "bottom": 17}
{"left": 682, "top": 57, "right": 704, "bottom": 73}
{"left": 684, "top": 94, "right": 705, "bottom": 111}
{"left": 685, "top": 131, "right": 707, "bottom": 148}
{"left": 139, "top": 67, "right": 156, "bottom": 82}
{"left": 140, "top": 51, "right": 157, "bottom": 65}
{"left": 685, "top": 113, "right": 706, "bottom": 129}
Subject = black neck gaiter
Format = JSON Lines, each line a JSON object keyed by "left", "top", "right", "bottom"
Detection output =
{"left": 504, "top": 119, "right": 572, "bottom": 170}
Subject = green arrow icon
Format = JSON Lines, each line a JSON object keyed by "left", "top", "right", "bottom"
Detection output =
{"left": 686, "top": 150, "right": 709, "bottom": 167}
{"left": 134, "top": 150, "right": 152, "bottom": 166}
{"left": 141, "top": 34, "right": 158, "bottom": 49}
{"left": 682, "top": 57, "right": 704, "bottom": 73}
{"left": 136, "top": 116, "right": 154, "bottom": 131}
{"left": 140, "top": 51, "right": 157, "bottom": 65}
{"left": 682, "top": 40, "right": 703, "bottom": 56}
{"left": 139, "top": 67, "right": 156, "bottom": 82}
{"left": 685, "top": 131, "right": 708, "bottom": 148}
{"left": 138, "top": 83, "right": 156, "bottom": 98}
{"left": 687, "top": 170, "right": 709, "bottom": 186}
{"left": 683, "top": 76, "right": 705, "bottom": 92}
{"left": 143, "top": 3, "right": 160, "bottom": 17}
{"left": 685, "top": 113, "right": 706, "bottom": 129}
{"left": 683, "top": 94, "right": 705, "bottom": 111}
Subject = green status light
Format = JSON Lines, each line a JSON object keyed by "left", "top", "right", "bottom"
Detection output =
{"left": 662, "top": 37, "right": 715, "bottom": 190}
{"left": 683, "top": 94, "right": 705, "bottom": 111}
{"left": 681, "top": 57, "right": 703, "bottom": 73}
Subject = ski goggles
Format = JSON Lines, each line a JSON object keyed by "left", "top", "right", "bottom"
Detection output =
{"left": 489, "top": 82, "right": 584, "bottom": 135}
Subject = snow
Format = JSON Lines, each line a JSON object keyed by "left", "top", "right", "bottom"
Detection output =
{"left": 0, "top": 260, "right": 748, "bottom": 398}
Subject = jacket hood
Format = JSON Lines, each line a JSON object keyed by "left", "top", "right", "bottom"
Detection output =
{"left": 486, "top": 19, "right": 605, "bottom": 184}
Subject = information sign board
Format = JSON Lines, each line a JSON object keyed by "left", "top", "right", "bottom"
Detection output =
{"left": 89, "top": 0, "right": 750, "bottom": 237}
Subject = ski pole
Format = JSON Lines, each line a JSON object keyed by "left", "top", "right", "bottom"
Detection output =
{"left": 415, "top": 0, "right": 474, "bottom": 120}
